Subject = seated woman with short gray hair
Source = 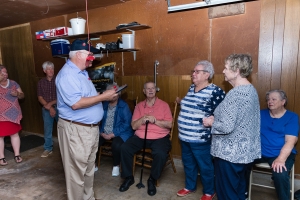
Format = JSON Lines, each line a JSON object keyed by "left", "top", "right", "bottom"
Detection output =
{"left": 98, "top": 84, "right": 133, "bottom": 176}
{"left": 253, "top": 89, "right": 299, "bottom": 200}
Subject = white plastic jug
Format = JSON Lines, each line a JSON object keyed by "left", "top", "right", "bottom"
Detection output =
{"left": 69, "top": 18, "right": 86, "bottom": 35}
{"left": 122, "top": 34, "right": 135, "bottom": 49}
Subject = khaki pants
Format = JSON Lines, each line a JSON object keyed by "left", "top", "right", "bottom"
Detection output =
{"left": 57, "top": 118, "right": 99, "bottom": 200}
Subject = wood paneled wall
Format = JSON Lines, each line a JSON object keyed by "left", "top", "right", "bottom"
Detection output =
{"left": 1, "top": 0, "right": 299, "bottom": 174}
{"left": 0, "top": 24, "right": 44, "bottom": 133}
{"left": 257, "top": 0, "right": 300, "bottom": 174}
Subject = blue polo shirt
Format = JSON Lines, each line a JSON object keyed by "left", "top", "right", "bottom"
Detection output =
{"left": 56, "top": 59, "right": 103, "bottom": 124}
{"left": 261, "top": 109, "right": 299, "bottom": 157}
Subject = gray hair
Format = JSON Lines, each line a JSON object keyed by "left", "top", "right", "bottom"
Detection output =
{"left": 106, "top": 83, "right": 119, "bottom": 90}
{"left": 195, "top": 60, "right": 215, "bottom": 80}
{"left": 106, "top": 83, "right": 121, "bottom": 95}
{"left": 42, "top": 61, "right": 54, "bottom": 70}
{"left": 225, "top": 54, "right": 253, "bottom": 78}
{"left": 266, "top": 89, "right": 288, "bottom": 107}
{"left": 69, "top": 51, "right": 78, "bottom": 58}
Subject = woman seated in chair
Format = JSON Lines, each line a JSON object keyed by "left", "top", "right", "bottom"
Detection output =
{"left": 98, "top": 83, "right": 133, "bottom": 176}
{"left": 251, "top": 89, "right": 299, "bottom": 200}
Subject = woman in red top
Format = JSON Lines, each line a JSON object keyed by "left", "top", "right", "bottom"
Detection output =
{"left": 0, "top": 65, "right": 25, "bottom": 166}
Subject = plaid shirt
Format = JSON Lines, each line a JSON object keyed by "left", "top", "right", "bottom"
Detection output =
{"left": 37, "top": 77, "right": 57, "bottom": 103}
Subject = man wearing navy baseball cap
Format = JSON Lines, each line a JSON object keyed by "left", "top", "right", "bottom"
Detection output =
{"left": 55, "top": 38, "right": 117, "bottom": 200}
{"left": 70, "top": 38, "right": 99, "bottom": 53}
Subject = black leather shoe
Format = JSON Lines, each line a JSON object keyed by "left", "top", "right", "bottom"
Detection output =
{"left": 119, "top": 176, "right": 134, "bottom": 192}
{"left": 147, "top": 177, "right": 156, "bottom": 196}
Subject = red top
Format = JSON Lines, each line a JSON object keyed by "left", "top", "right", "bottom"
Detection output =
{"left": 132, "top": 98, "right": 172, "bottom": 139}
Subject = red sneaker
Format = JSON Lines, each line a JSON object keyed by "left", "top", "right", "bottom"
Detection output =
{"left": 200, "top": 193, "right": 216, "bottom": 200}
{"left": 177, "top": 188, "right": 195, "bottom": 197}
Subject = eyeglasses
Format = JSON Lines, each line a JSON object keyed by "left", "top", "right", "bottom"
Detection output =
{"left": 191, "top": 70, "right": 208, "bottom": 74}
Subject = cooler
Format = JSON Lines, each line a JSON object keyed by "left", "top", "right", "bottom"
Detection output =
{"left": 50, "top": 39, "right": 70, "bottom": 56}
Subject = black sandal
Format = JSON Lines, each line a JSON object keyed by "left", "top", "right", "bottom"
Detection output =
{"left": 14, "top": 155, "right": 22, "bottom": 163}
{"left": 0, "top": 158, "right": 8, "bottom": 166}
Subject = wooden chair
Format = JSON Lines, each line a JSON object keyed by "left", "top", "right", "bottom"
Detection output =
{"left": 132, "top": 101, "right": 178, "bottom": 186}
{"left": 97, "top": 140, "right": 113, "bottom": 167}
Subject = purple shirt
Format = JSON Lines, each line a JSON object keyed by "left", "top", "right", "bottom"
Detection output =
{"left": 37, "top": 77, "right": 57, "bottom": 103}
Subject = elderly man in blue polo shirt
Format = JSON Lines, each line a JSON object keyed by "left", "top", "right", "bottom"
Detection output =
{"left": 56, "top": 39, "right": 117, "bottom": 200}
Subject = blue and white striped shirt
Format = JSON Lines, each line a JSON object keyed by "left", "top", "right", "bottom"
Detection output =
{"left": 178, "top": 83, "right": 225, "bottom": 143}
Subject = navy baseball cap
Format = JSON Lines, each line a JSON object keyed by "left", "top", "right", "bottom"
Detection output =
{"left": 70, "top": 39, "right": 99, "bottom": 53}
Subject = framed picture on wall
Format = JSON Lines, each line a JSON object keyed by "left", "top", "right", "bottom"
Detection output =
{"left": 87, "top": 62, "right": 115, "bottom": 93}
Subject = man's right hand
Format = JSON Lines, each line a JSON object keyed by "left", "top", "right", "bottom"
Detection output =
{"left": 101, "top": 89, "right": 118, "bottom": 101}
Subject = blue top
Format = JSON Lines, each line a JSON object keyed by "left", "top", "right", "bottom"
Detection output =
{"left": 55, "top": 59, "right": 103, "bottom": 124}
{"left": 99, "top": 99, "right": 133, "bottom": 142}
{"left": 261, "top": 109, "right": 299, "bottom": 157}
{"left": 178, "top": 83, "right": 225, "bottom": 143}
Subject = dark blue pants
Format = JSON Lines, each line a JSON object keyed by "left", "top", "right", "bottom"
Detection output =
{"left": 247, "top": 153, "right": 295, "bottom": 200}
{"left": 180, "top": 140, "right": 214, "bottom": 194}
{"left": 214, "top": 157, "right": 249, "bottom": 200}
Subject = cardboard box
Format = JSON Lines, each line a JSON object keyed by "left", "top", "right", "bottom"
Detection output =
{"left": 50, "top": 39, "right": 70, "bottom": 56}
{"left": 35, "top": 31, "right": 45, "bottom": 39}
{"left": 44, "top": 29, "right": 56, "bottom": 38}
{"left": 55, "top": 27, "right": 71, "bottom": 36}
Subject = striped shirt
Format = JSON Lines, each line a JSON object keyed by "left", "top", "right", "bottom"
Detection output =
{"left": 178, "top": 83, "right": 225, "bottom": 143}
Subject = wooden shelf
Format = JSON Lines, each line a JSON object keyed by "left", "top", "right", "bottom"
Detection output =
{"left": 41, "top": 25, "right": 151, "bottom": 41}
{"left": 53, "top": 48, "right": 140, "bottom": 58}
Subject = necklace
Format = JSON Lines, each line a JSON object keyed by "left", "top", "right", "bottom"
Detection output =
{"left": 0, "top": 79, "right": 9, "bottom": 88}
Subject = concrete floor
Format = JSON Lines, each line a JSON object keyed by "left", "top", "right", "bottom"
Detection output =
{"left": 0, "top": 133, "right": 299, "bottom": 200}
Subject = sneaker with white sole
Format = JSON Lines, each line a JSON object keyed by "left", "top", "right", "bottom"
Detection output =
{"left": 41, "top": 150, "right": 52, "bottom": 158}
{"left": 112, "top": 166, "right": 120, "bottom": 176}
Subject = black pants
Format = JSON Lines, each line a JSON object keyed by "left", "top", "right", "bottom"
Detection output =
{"left": 98, "top": 136, "right": 124, "bottom": 166}
{"left": 120, "top": 134, "right": 171, "bottom": 180}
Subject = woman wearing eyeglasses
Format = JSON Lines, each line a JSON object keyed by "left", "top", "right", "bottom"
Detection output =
{"left": 176, "top": 60, "right": 225, "bottom": 200}
{"left": 203, "top": 54, "right": 261, "bottom": 200}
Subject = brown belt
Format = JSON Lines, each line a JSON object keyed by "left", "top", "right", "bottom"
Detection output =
{"left": 60, "top": 118, "right": 99, "bottom": 127}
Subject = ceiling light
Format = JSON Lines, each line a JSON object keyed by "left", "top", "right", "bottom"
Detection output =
{"left": 168, "top": 0, "right": 246, "bottom": 12}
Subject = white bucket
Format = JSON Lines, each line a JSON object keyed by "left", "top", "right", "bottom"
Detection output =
{"left": 122, "top": 34, "right": 135, "bottom": 49}
{"left": 69, "top": 18, "right": 86, "bottom": 35}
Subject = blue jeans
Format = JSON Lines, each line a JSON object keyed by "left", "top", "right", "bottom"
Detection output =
{"left": 180, "top": 140, "right": 214, "bottom": 195}
{"left": 42, "top": 107, "right": 58, "bottom": 151}
{"left": 253, "top": 154, "right": 295, "bottom": 200}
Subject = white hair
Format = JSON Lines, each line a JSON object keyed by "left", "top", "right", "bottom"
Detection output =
{"left": 42, "top": 61, "right": 54, "bottom": 70}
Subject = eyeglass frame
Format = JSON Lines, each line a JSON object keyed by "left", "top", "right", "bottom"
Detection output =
{"left": 191, "top": 70, "right": 208, "bottom": 74}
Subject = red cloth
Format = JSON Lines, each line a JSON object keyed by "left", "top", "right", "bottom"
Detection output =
{"left": 0, "top": 121, "right": 22, "bottom": 136}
